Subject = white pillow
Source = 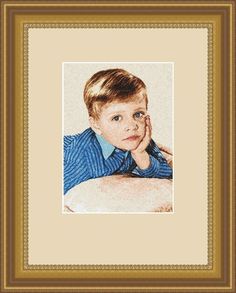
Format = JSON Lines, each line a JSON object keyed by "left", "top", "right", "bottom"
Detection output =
{"left": 64, "top": 175, "right": 173, "bottom": 213}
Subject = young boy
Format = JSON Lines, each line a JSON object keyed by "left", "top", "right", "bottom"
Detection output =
{"left": 64, "top": 68, "right": 172, "bottom": 195}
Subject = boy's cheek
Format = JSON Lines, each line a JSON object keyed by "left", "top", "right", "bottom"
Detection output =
{"left": 139, "top": 123, "right": 146, "bottom": 136}
{"left": 139, "top": 119, "right": 146, "bottom": 128}
{"left": 139, "top": 133, "right": 145, "bottom": 143}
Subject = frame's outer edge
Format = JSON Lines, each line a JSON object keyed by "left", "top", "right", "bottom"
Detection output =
{"left": 0, "top": 0, "right": 235, "bottom": 292}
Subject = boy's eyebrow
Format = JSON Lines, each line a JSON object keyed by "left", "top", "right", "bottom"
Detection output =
{"left": 133, "top": 107, "right": 147, "bottom": 112}
{"left": 107, "top": 107, "right": 147, "bottom": 116}
{"left": 107, "top": 110, "right": 126, "bottom": 116}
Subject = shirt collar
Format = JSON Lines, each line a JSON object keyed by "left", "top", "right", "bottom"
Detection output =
{"left": 95, "top": 133, "right": 129, "bottom": 160}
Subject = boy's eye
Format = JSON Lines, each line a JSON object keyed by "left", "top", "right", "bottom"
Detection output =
{"left": 112, "top": 115, "right": 122, "bottom": 122}
{"left": 134, "top": 112, "right": 145, "bottom": 119}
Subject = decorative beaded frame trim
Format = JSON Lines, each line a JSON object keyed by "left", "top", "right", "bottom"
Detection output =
{"left": 23, "top": 23, "right": 213, "bottom": 271}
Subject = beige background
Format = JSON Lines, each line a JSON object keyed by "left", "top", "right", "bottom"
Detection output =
{"left": 64, "top": 62, "right": 173, "bottom": 149}
{"left": 28, "top": 28, "right": 208, "bottom": 264}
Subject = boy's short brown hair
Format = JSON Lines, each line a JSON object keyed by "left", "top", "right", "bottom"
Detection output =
{"left": 83, "top": 68, "right": 147, "bottom": 119}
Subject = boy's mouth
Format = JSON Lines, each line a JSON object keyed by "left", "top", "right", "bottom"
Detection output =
{"left": 123, "top": 135, "right": 140, "bottom": 141}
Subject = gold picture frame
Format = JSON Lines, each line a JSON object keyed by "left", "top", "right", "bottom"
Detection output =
{"left": 1, "top": 0, "right": 235, "bottom": 292}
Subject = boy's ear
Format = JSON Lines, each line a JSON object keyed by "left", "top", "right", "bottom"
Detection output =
{"left": 89, "top": 116, "right": 102, "bottom": 135}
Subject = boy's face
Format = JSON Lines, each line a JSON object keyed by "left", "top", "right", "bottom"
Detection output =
{"left": 90, "top": 91, "right": 148, "bottom": 151}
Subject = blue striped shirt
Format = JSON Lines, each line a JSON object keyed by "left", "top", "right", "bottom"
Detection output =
{"left": 64, "top": 128, "right": 172, "bottom": 195}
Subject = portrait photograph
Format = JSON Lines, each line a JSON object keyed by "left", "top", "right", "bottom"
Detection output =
{"left": 63, "top": 62, "right": 174, "bottom": 213}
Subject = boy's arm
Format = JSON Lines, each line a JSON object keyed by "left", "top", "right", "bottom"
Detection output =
{"left": 131, "top": 143, "right": 172, "bottom": 178}
{"left": 64, "top": 158, "right": 91, "bottom": 194}
{"left": 64, "top": 135, "right": 91, "bottom": 195}
{"left": 64, "top": 135, "right": 74, "bottom": 149}
{"left": 157, "top": 143, "right": 173, "bottom": 167}
{"left": 130, "top": 116, "right": 172, "bottom": 179}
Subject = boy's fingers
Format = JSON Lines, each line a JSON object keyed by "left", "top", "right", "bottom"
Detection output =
{"left": 135, "top": 125, "right": 149, "bottom": 151}
{"left": 146, "top": 116, "right": 152, "bottom": 137}
{"left": 142, "top": 124, "right": 151, "bottom": 146}
{"left": 149, "top": 118, "right": 152, "bottom": 132}
{"left": 133, "top": 115, "right": 152, "bottom": 152}
{"left": 146, "top": 124, "right": 151, "bottom": 141}
{"left": 146, "top": 115, "right": 152, "bottom": 131}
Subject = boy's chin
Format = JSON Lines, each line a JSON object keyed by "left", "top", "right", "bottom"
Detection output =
{"left": 119, "top": 143, "right": 140, "bottom": 152}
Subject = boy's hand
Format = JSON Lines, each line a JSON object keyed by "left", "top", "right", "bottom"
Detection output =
{"left": 157, "top": 143, "right": 173, "bottom": 168}
{"left": 133, "top": 115, "right": 152, "bottom": 153}
{"left": 131, "top": 115, "right": 152, "bottom": 170}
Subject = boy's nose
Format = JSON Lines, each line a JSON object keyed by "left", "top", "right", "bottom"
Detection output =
{"left": 125, "top": 120, "right": 138, "bottom": 131}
